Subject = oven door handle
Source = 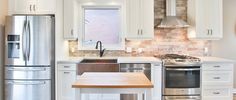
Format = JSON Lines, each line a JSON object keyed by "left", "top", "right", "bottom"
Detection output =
{"left": 164, "top": 96, "right": 201, "bottom": 100}
{"left": 166, "top": 68, "right": 200, "bottom": 71}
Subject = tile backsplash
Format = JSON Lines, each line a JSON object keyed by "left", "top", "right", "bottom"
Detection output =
{"left": 68, "top": 0, "right": 211, "bottom": 57}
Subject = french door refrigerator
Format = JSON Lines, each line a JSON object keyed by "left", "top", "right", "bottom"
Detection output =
{"left": 4, "top": 15, "right": 55, "bottom": 100}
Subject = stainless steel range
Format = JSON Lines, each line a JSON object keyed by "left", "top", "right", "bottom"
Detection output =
{"left": 158, "top": 54, "right": 201, "bottom": 100}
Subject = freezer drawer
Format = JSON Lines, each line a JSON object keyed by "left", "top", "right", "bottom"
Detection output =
{"left": 5, "top": 67, "right": 51, "bottom": 79}
{"left": 5, "top": 80, "right": 51, "bottom": 100}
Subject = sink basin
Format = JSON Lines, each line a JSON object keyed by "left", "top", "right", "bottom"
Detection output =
{"left": 78, "top": 59, "right": 119, "bottom": 75}
{"left": 80, "top": 59, "right": 117, "bottom": 63}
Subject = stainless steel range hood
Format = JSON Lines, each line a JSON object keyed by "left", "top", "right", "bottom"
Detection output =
{"left": 158, "top": 0, "right": 189, "bottom": 28}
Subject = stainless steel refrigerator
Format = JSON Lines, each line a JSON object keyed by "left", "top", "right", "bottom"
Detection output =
{"left": 4, "top": 15, "right": 55, "bottom": 100}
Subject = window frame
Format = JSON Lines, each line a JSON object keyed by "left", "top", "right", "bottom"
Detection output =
{"left": 78, "top": 4, "right": 126, "bottom": 50}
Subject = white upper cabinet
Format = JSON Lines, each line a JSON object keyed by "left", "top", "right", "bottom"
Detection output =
{"left": 63, "top": 0, "right": 78, "bottom": 40}
{"left": 8, "top": 0, "right": 56, "bottom": 14}
{"left": 187, "top": 0, "right": 223, "bottom": 40}
{"left": 126, "top": 0, "right": 154, "bottom": 40}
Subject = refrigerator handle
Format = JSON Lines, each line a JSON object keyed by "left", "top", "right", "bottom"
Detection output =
{"left": 22, "top": 20, "right": 27, "bottom": 61}
{"left": 26, "top": 20, "right": 31, "bottom": 61}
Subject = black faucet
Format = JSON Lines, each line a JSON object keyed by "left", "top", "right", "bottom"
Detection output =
{"left": 95, "top": 41, "right": 105, "bottom": 57}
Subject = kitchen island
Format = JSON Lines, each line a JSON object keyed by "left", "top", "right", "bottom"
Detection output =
{"left": 72, "top": 72, "right": 154, "bottom": 100}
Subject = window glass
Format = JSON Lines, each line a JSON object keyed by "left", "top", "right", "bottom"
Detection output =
{"left": 82, "top": 8, "right": 121, "bottom": 47}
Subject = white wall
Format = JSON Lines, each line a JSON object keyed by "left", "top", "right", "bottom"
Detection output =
{"left": 0, "top": 0, "right": 7, "bottom": 99}
{"left": 55, "top": 0, "right": 70, "bottom": 61}
{"left": 211, "top": 0, "right": 236, "bottom": 88}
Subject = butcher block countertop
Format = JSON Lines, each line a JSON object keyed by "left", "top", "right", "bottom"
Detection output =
{"left": 72, "top": 72, "right": 153, "bottom": 88}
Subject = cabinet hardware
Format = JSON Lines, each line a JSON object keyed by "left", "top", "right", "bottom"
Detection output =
{"left": 214, "top": 66, "right": 220, "bottom": 68}
{"left": 33, "top": 5, "right": 36, "bottom": 11}
{"left": 137, "top": 29, "right": 140, "bottom": 35}
{"left": 30, "top": 5, "right": 32, "bottom": 11}
{"left": 211, "top": 29, "right": 213, "bottom": 35}
{"left": 213, "top": 92, "right": 220, "bottom": 95}
{"left": 207, "top": 29, "right": 210, "bottom": 35}
{"left": 64, "top": 72, "right": 70, "bottom": 74}
{"left": 64, "top": 66, "right": 70, "bottom": 68}
{"left": 141, "top": 30, "right": 143, "bottom": 35}
{"left": 213, "top": 77, "right": 221, "bottom": 79}
{"left": 71, "top": 29, "right": 74, "bottom": 35}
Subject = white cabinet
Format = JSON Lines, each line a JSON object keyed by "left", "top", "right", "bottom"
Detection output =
{"left": 63, "top": 0, "right": 78, "bottom": 40}
{"left": 187, "top": 0, "right": 223, "bottom": 40}
{"left": 126, "top": 0, "right": 154, "bottom": 40}
{"left": 151, "top": 63, "right": 162, "bottom": 100}
{"left": 8, "top": 0, "right": 56, "bottom": 14}
{"left": 202, "top": 63, "right": 234, "bottom": 100}
{"left": 57, "top": 63, "right": 77, "bottom": 100}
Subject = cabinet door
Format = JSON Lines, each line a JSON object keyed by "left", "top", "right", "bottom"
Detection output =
{"left": 126, "top": 0, "right": 154, "bottom": 40}
{"left": 140, "top": 0, "right": 154, "bottom": 39}
{"left": 151, "top": 64, "right": 162, "bottom": 100}
{"left": 57, "top": 70, "right": 76, "bottom": 100}
{"left": 9, "top": 0, "right": 34, "bottom": 14}
{"left": 207, "top": 0, "right": 223, "bottom": 39}
{"left": 194, "top": 0, "right": 209, "bottom": 38}
{"left": 36, "top": 0, "right": 56, "bottom": 14}
{"left": 188, "top": 0, "right": 223, "bottom": 39}
{"left": 126, "top": 0, "right": 141, "bottom": 39}
{"left": 63, "top": 0, "right": 78, "bottom": 40}
{"left": 202, "top": 86, "right": 233, "bottom": 100}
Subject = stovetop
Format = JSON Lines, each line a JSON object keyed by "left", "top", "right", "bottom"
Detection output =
{"left": 155, "top": 54, "right": 201, "bottom": 67}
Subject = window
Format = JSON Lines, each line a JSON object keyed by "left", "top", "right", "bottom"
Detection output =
{"left": 79, "top": 6, "right": 125, "bottom": 50}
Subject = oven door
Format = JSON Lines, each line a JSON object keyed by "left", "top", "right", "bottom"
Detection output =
{"left": 164, "top": 67, "right": 201, "bottom": 96}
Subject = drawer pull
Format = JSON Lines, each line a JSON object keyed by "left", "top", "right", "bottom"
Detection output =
{"left": 214, "top": 66, "right": 221, "bottom": 68}
{"left": 213, "top": 92, "right": 220, "bottom": 94}
{"left": 64, "top": 66, "right": 70, "bottom": 68}
{"left": 213, "top": 77, "right": 221, "bottom": 79}
{"left": 64, "top": 72, "right": 70, "bottom": 74}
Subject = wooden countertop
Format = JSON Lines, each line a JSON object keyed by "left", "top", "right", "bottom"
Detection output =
{"left": 72, "top": 72, "right": 154, "bottom": 88}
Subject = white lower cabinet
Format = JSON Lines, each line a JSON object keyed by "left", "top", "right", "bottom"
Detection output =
{"left": 202, "top": 63, "right": 234, "bottom": 100}
{"left": 57, "top": 62, "right": 162, "bottom": 100}
{"left": 151, "top": 63, "right": 162, "bottom": 100}
{"left": 57, "top": 63, "right": 77, "bottom": 100}
{"left": 202, "top": 86, "right": 232, "bottom": 100}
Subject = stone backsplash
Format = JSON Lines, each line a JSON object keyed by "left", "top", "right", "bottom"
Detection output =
{"left": 68, "top": 0, "right": 211, "bottom": 57}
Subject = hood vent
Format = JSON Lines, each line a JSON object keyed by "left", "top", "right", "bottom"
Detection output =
{"left": 158, "top": 0, "right": 189, "bottom": 28}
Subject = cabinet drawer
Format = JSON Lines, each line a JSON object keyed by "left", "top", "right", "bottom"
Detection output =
{"left": 202, "top": 71, "right": 233, "bottom": 85}
{"left": 58, "top": 64, "right": 76, "bottom": 71}
{"left": 202, "top": 63, "right": 233, "bottom": 71}
{"left": 202, "top": 87, "right": 232, "bottom": 100}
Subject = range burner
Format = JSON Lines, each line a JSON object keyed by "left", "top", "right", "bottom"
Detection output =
{"left": 157, "top": 54, "right": 201, "bottom": 67}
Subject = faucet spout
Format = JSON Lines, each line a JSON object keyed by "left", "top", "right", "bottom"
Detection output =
{"left": 95, "top": 41, "right": 105, "bottom": 57}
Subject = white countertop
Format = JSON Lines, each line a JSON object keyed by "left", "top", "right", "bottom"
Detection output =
{"left": 57, "top": 57, "right": 162, "bottom": 64}
{"left": 57, "top": 56, "right": 235, "bottom": 64}
{"left": 199, "top": 56, "right": 235, "bottom": 63}
{"left": 117, "top": 57, "right": 161, "bottom": 63}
